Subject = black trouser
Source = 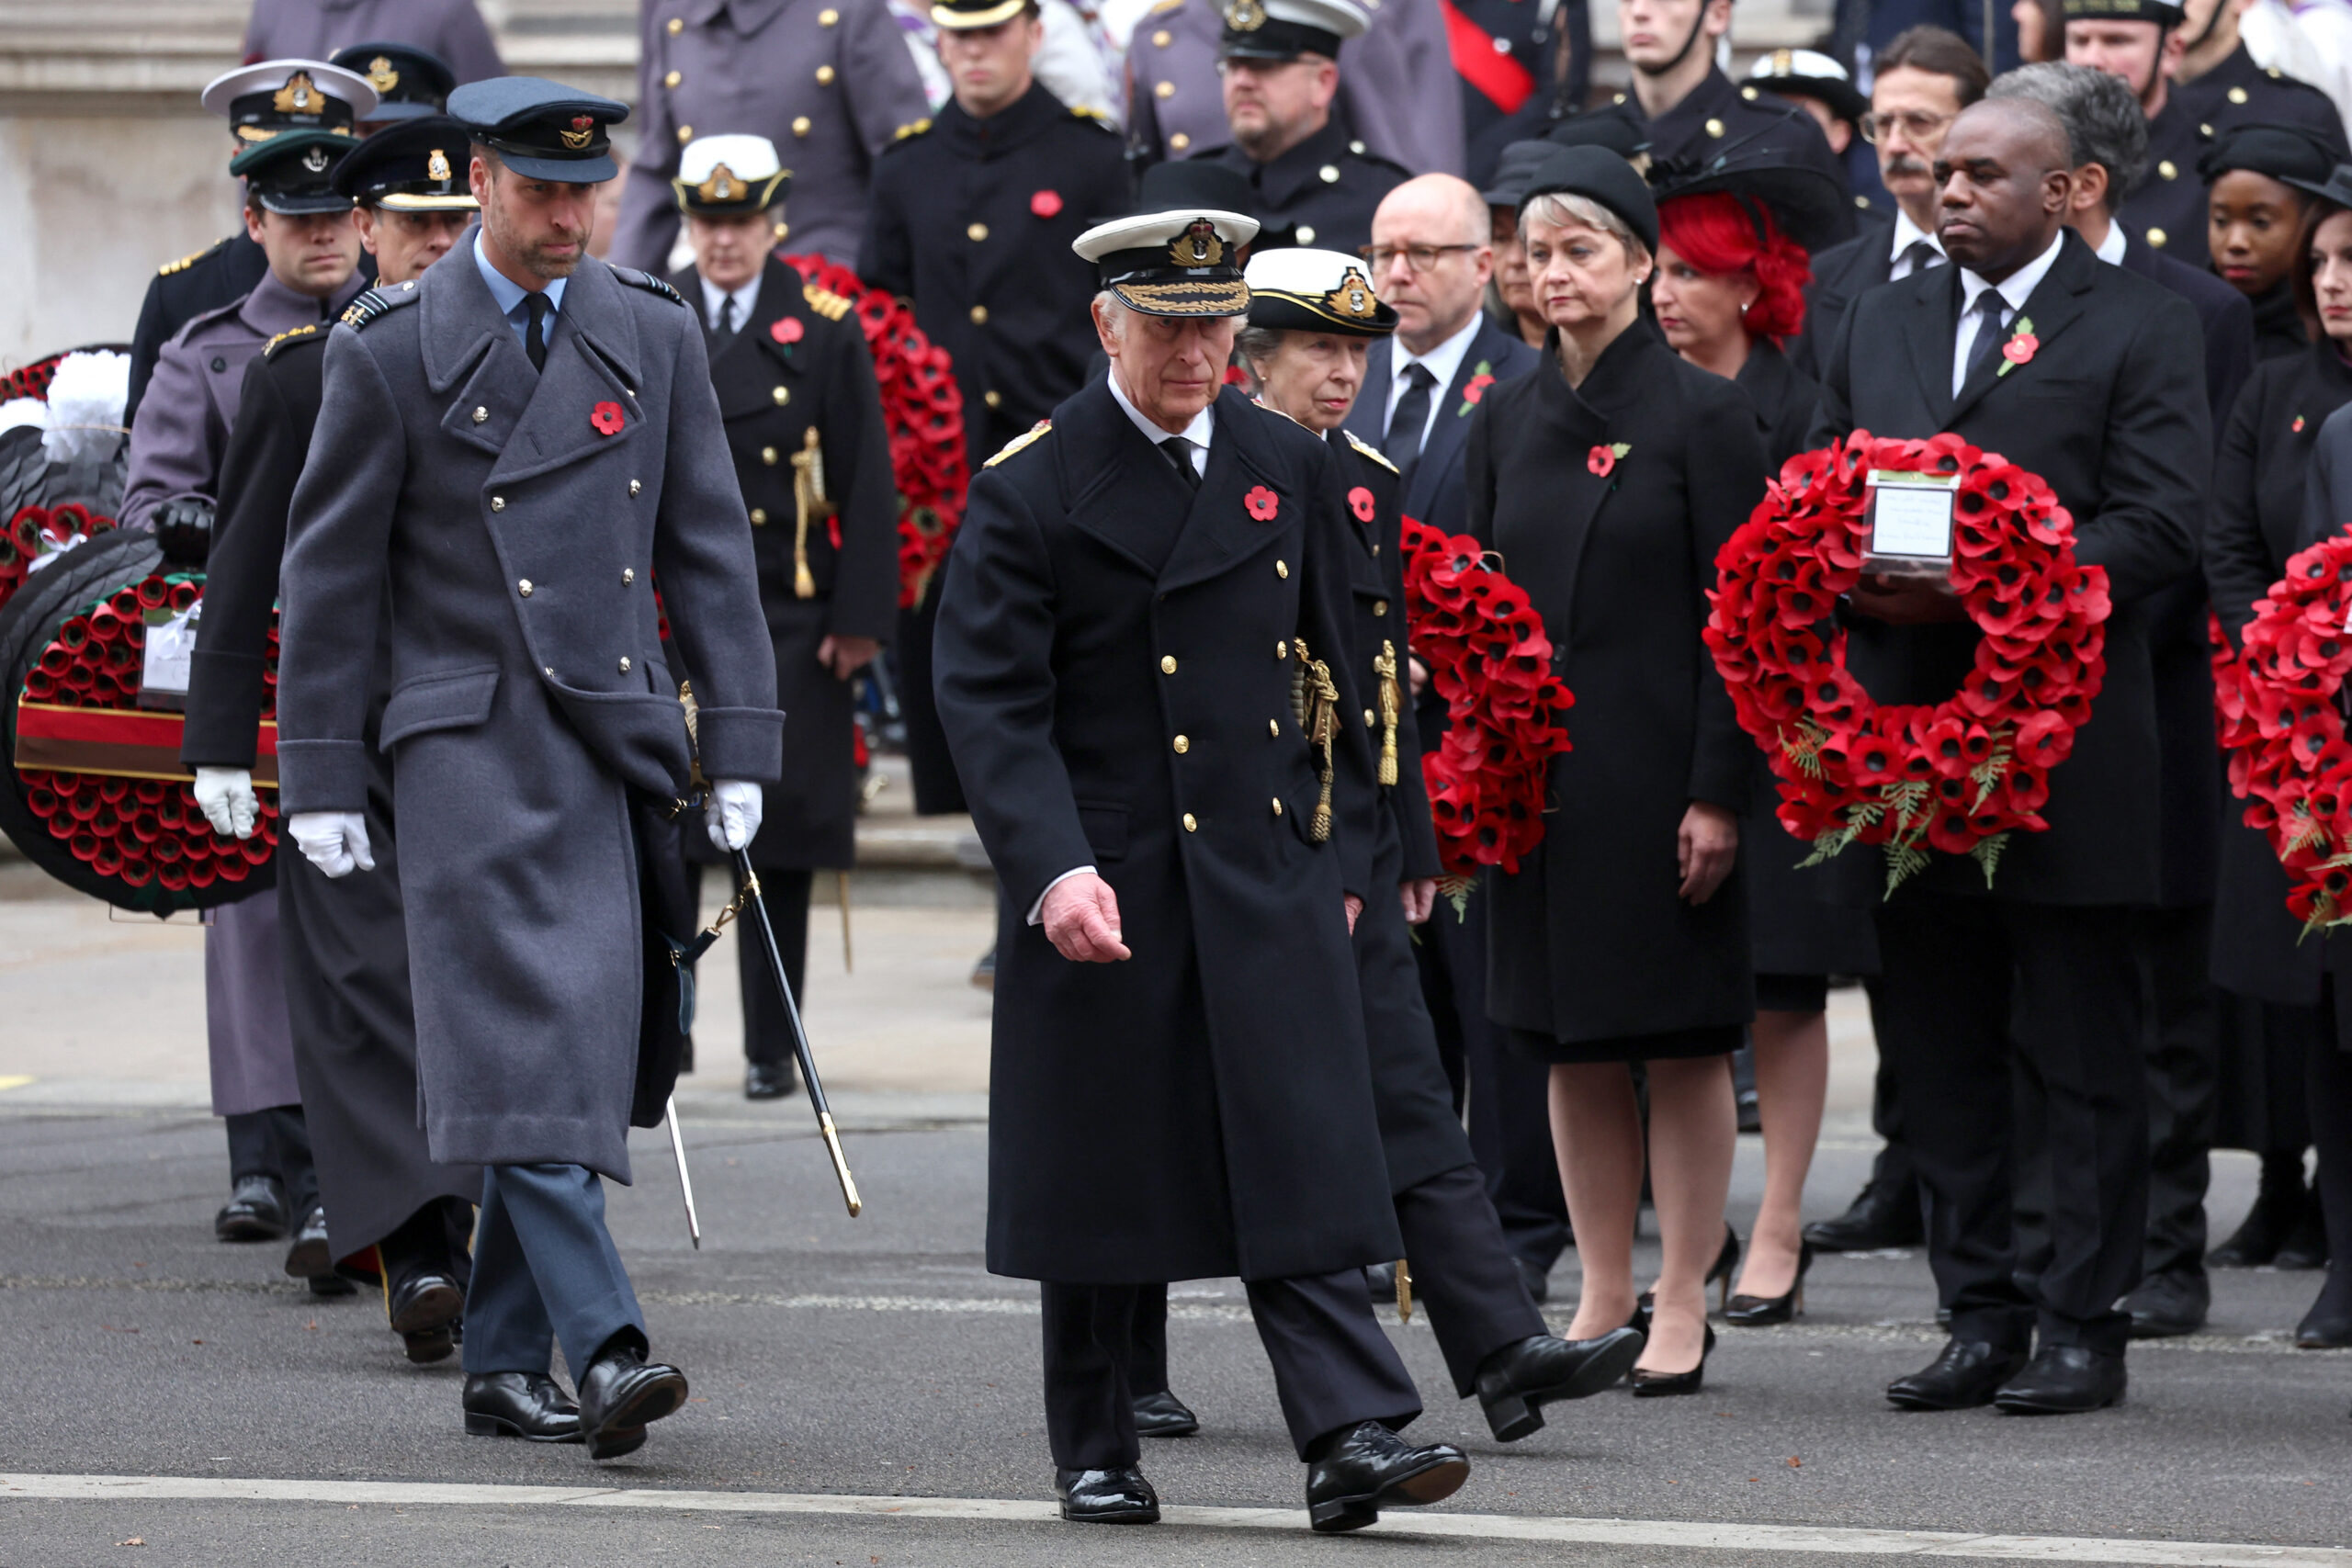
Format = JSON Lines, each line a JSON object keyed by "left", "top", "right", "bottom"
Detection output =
{"left": 2308, "top": 1005, "right": 2352, "bottom": 1316}
{"left": 2138, "top": 904, "right": 2218, "bottom": 1281}
{"left": 1043, "top": 1273, "right": 1421, "bottom": 1471}
{"left": 1873, "top": 895, "right": 2149, "bottom": 1356}
{"left": 1860, "top": 978, "right": 1922, "bottom": 1204}
{"left": 372, "top": 1196, "right": 475, "bottom": 1314}
{"left": 224, "top": 1105, "right": 318, "bottom": 1218}
{"left": 736, "top": 868, "right": 813, "bottom": 1067}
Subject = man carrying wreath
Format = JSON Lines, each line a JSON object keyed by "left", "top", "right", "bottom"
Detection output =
{"left": 1809, "top": 94, "right": 2210, "bottom": 1414}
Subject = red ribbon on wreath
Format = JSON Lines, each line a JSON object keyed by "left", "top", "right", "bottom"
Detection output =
{"left": 1399, "top": 516, "right": 1575, "bottom": 886}
{"left": 1704, "top": 430, "right": 2109, "bottom": 895}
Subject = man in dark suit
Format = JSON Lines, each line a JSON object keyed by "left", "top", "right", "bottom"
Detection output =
{"left": 1811, "top": 96, "right": 2211, "bottom": 1413}
{"left": 1990, "top": 61, "right": 2254, "bottom": 1339}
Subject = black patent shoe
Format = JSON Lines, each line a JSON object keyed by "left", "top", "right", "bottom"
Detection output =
{"left": 576, "top": 1341, "right": 689, "bottom": 1461}
{"left": 1804, "top": 1172, "right": 1924, "bottom": 1253}
{"left": 1132, "top": 1390, "right": 1199, "bottom": 1438}
{"left": 464, "top": 1372, "right": 583, "bottom": 1442}
{"left": 1305, "top": 1422, "right": 1469, "bottom": 1534}
{"left": 1724, "top": 1241, "right": 1815, "bottom": 1326}
{"left": 1886, "top": 1339, "right": 2029, "bottom": 1411}
{"left": 390, "top": 1271, "right": 464, "bottom": 1362}
{"left": 1633, "top": 1224, "right": 1741, "bottom": 1330}
{"left": 2120, "top": 1269, "right": 2208, "bottom": 1339}
{"left": 284, "top": 1205, "right": 334, "bottom": 1280}
{"left": 744, "top": 1061, "right": 797, "bottom": 1100}
{"left": 1476, "top": 1326, "right": 1645, "bottom": 1439}
{"left": 1630, "top": 1324, "right": 1714, "bottom": 1397}
{"left": 1994, "top": 1346, "right": 2126, "bottom": 1414}
{"left": 215, "top": 1175, "right": 288, "bottom": 1243}
{"left": 1055, "top": 1466, "right": 1159, "bottom": 1523}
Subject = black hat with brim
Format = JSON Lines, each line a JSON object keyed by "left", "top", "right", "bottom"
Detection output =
{"left": 932, "top": 0, "right": 1032, "bottom": 28}
{"left": 1218, "top": 0, "right": 1364, "bottom": 61}
{"left": 1244, "top": 252, "right": 1397, "bottom": 335}
{"left": 447, "top": 76, "right": 629, "bottom": 183}
{"left": 332, "top": 117, "right": 478, "bottom": 210}
{"left": 1522, "top": 143, "right": 1659, "bottom": 254}
{"left": 2059, "top": 0, "right": 2185, "bottom": 26}
{"left": 2285, "top": 162, "right": 2352, "bottom": 209}
{"left": 1484, "top": 140, "right": 1557, "bottom": 208}
{"left": 230, "top": 129, "right": 359, "bottom": 215}
{"left": 332, "top": 41, "right": 459, "bottom": 119}
{"left": 2201, "top": 122, "right": 2341, "bottom": 188}
{"left": 1652, "top": 155, "right": 1851, "bottom": 254}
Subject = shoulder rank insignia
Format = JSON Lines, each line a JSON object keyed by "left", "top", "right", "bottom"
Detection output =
{"left": 801, "top": 284, "right": 854, "bottom": 321}
{"left": 1069, "top": 105, "right": 1115, "bottom": 127}
{"left": 339, "top": 282, "right": 420, "bottom": 330}
{"left": 1344, "top": 429, "right": 1398, "bottom": 475}
{"left": 985, "top": 419, "right": 1053, "bottom": 468}
{"left": 611, "top": 266, "right": 687, "bottom": 307}
{"left": 892, "top": 118, "right": 933, "bottom": 141}
{"left": 263, "top": 323, "right": 321, "bottom": 358}
{"left": 158, "top": 238, "right": 228, "bottom": 277}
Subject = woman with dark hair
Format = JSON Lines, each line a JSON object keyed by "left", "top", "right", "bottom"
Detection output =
{"left": 2204, "top": 168, "right": 2352, "bottom": 1313}
{"left": 2203, "top": 123, "right": 2338, "bottom": 360}
{"left": 1466, "top": 145, "right": 1766, "bottom": 1394}
{"left": 1647, "top": 165, "right": 1875, "bottom": 1328}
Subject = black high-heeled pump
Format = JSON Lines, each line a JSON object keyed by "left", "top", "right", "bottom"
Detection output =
{"left": 1631, "top": 1223, "right": 1742, "bottom": 1334}
{"left": 1630, "top": 1323, "right": 1715, "bottom": 1397}
{"left": 1724, "top": 1240, "right": 1815, "bottom": 1327}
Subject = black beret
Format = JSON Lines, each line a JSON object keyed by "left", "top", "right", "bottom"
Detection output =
{"left": 2200, "top": 121, "right": 2340, "bottom": 188}
{"left": 1522, "top": 143, "right": 1659, "bottom": 254}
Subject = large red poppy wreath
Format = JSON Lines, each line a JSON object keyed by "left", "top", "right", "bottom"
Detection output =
{"left": 1704, "top": 431, "right": 2110, "bottom": 895}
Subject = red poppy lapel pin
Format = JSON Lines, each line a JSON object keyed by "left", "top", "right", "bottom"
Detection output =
{"left": 2296, "top": 414, "right": 2309, "bottom": 434}
{"left": 1245, "top": 484, "right": 1280, "bottom": 521}
{"left": 1456, "top": 359, "right": 1496, "bottom": 417}
{"left": 1348, "top": 486, "right": 1375, "bottom": 522}
{"left": 1996, "top": 316, "right": 2038, "bottom": 376}
{"left": 591, "top": 400, "right": 625, "bottom": 435}
{"left": 771, "top": 316, "right": 804, "bottom": 346}
{"left": 1587, "top": 442, "right": 1630, "bottom": 478}
{"left": 1031, "top": 189, "right": 1063, "bottom": 219}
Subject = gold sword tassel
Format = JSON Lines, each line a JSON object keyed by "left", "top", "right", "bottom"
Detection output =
{"left": 789, "top": 426, "right": 831, "bottom": 600}
{"left": 1374, "top": 639, "right": 1401, "bottom": 788}
{"left": 1396, "top": 1258, "right": 1413, "bottom": 1323}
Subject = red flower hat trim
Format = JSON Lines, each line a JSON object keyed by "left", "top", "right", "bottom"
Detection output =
{"left": 1348, "top": 486, "right": 1375, "bottom": 522}
{"left": 772, "top": 316, "right": 804, "bottom": 344}
{"left": 1031, "top": 188, "right": 1063, "bottom": 219}
{"left": 591, "top": 401, "right": 625, "bottom": 435}
{"left": 1245, "top": 485, "right": 1280, "bottom": 521}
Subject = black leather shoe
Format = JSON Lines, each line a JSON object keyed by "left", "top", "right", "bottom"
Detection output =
{"left": 2209, "top": 1175, "right": 2306, "bottom": 1268}
{"left": 214, "top": 1175, "right": 288, "bottom": 1243}
{"left": 1886, "top": 1339, "right": 2029, "bottom": 1411}
{"left": 1513, "top": 1255, "right": 1550, "bottom": 1303}
{"left": 308, "top": 1272, "right": 356, "bottom": 1297}
{"left": 1132, "top": 1390, "right": 1199, "bottom": 1438}
{"left": 1630, "top": 1324, "right": 1714, "bottom": 1397}
{"left": 576, "top": 1341, "right": 688, "bottom": 1460}
{"left": 284, "top": 1205, "right": 334, "bottom": 1280}
{"left": 1804, "top": 1173, "right": 1924, "bottom": 1253}
{"left": 1476, "top": 1326, "right": 1645, "bottom": 1439}
{"left": 1995, "top": 1346, "right": 2126, "bottom": 1414}
{"left": 401, "top": 1324, "right": 458, "bottom": 1364}
{"left": 1305, "top": 1422, "right": 1469, "bottom": 1534}
{"left": 1055, "top": 1466, "right": 1159, "bottom": 1523}
{"left": 2120, "top": 1270, "right": 2208, "bottom": 1339}
{"left": 389, "top": 1270, "right": 463, "bottom": 1362}
{"left": 744, "top": 1061, "right": 797, "bottom": 1100}
{"left": 463, "top": 1372, "right": 583, "bottom": 1442}
{"left": 2295, "top": 1290, "right": 2352, "bottom": 1348}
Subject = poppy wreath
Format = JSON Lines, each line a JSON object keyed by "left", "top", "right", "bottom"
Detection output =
{"left": 1397, "top": 516, "right": 1575, "bottom": 889}
{"left": 783, "top": 254, "right": 970, "bottom": 607}
{"left": 0, "top": 503, "right": 117, "bottom": 617}
{"left": 2212, "top": 526, "right": 2352, "bottom": 933}
{"left": 1704, "top": 430, "right": 2110, "bottom": 896}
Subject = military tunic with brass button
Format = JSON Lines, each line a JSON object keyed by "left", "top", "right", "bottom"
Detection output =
{"left": 2121, "top": 47, "right": 2347, "bottom": 268}
{"left": 669, "top": 255, "right": 898, "bottom": 870}
{"left": 126, "top": 235, "right": 271, "bottom": 429}
{"left": 242, "top": 0, "right": 504, "bottom": 88}
{"left": 611, "top": 0, "right": 933, "bottom": 272}
{"left": 933, "top": 381, "right": 1400, "bottom": 1281}
{"left": 1596, "top": 69, "right": 1856, "bottom": 250}
{"left": 275, "top": 251, "right": 785, "bottom": 1179}
{"left": 1191, "top": 115, "right": 1408, "bottom": 255}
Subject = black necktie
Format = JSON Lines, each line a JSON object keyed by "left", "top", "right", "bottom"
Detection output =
{"left": 1159, "top": 435, "right": 1199, "bottom": 491}
{"left": 1962, "top": 288, "right": 2008, "bottom": 386}
{"left": 1385, "top": 361, "right": 1436, "bottom": 474}
{"left": 524, "top": 290, "right": 551, "bottom": 372}
{"left": 715, "top": 294, "right": 738, "bottom": 342}
{"left": 1899, "top": 239, "right": 1939, "bottom": 278}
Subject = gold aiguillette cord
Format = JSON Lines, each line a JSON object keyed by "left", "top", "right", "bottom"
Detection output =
{"left": 790, "top": 426, "right": 830, "bottom": 600}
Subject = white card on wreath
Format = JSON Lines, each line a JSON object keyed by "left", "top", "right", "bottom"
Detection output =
{"left": 1861, "top": 471, "right": 1958, "bottom": 579}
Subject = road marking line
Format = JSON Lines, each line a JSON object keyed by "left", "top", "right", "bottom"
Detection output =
{"left": 0, "top": 1077, "right": 33, "bottom": 1092}
{"left": 0, "top": 1473, "right": 2342, "bottom": 1563}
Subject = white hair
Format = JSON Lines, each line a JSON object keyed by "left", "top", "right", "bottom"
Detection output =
{"left": 1519, "top": 190, "right": 1649, "bottom": 265}
{"left": 1093, "top": 288, "right": 1131, "bottom": 339}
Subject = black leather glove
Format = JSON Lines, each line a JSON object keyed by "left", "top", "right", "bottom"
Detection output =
{"left": 154, "top": 495, "right": 216, "bottom": 566}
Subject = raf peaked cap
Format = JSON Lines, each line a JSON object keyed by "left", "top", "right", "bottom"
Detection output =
{"left": 1524, "top": 143, "right": 1659, "bottom": 254}
{"left": 447, "top": 77, "right": 630, "bottom": 184}
{"left": 1744, "top": 48, "right": 1868, "bottom": 125}
{"left": 2058, "top": 0, "right": 2185, "bottom": 25}
{"left": 933, "top": 0, "right": 1035, "bottom": 29}
{"left": 1076, "top": 162, "right": 1261, "bottom": 317}
{"left": 673, "top": 133, "right": 790, "bottom": 216}
{"left": 333, "top": 116, "right": 478, "bottom": 210}
{"left": 331, "top": 41, "right": 459, "bottom": 121}
{"left": 1218, "top": 0, "right": 1368, "bottom": 62}
{"left": 228, "top": 129, "right": 357, "bottom": 216}
{"left": 1244, "top": 246, "right": 1396, "bottom": 335}
{"left": 202, "top": 59, "right": 379, "bottom": 146}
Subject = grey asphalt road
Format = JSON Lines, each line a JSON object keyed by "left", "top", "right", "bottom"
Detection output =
{"left": 1, "top": 1097, "right": 2346, "bottom": 1567}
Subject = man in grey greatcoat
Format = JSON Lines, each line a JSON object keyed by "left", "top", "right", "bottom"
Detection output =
{"left": 243, "top": 0, "right": 505, "bottom": 87}
{"left": 276, "top": 77, "right": 784, "bottom": 1461}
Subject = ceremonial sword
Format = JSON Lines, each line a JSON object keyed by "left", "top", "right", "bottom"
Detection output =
{"left": 733, "top": 845, "right": 864, "bottom": 1217}
{"left": 665, "top": 1095, "right": 701, "bottom": 1247}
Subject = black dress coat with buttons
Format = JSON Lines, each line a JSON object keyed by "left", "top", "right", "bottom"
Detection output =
{"left": 1192, "top": 116, "right": 1410, "bottom": 257}
{"left": 933, "top": 380, "right": 1400, "bottom": 1282}
{"left": 1465, "top": 324, "right": 1761, "bottom": 1046}
{"left": 2123, "top": 46, "right": 2347, "bottom": 269}
{"left": 670, "top": 256, "right": 898, "bottom": 872}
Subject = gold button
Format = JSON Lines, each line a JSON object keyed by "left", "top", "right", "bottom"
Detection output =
{"left": 2229, "top": 85, "right": 2249, "bottom": 104}
{"left": 773, "top": 386, "right": 790, "bottom": 405}
{"left": 816, "top": 64, "right": 835, "bottom": 84}
{"left": 2158, "top": 159, "right": 2177, "bottom": 180}
{"left": 622, "top": 568, "right": 636, "bottom": 583}
{"left": 1268, "top": 719, "right": 1280, "bottom": 738}
{"left": 820, "top": 6, "right": 839, "bottom": 20}
{"left": 1372, "top": 543, "right": 1380, "bottom": 556}
{"left": 628, "top": 479, "right": 641, "bottom": 495}
{"left": 751, "top": 507, "right": 768, "bottom": 525}
{"left": 1318, "top": 164, "right": 1339, "bottom": 183}
{"left": 2200, "top": 122, "right": 2213, "bottom": 137}
{"left": 1276, "top": 639, "right": 1288, "bottom": 658}
{"left": 1170, "top": 131, "right": 1191, "bottom": 151}
{"left": 1705, "top": 117, "right": 1725, "bottom": 138}
{"left": 1741, "top": 85, "right": 1758, "bottom": 100}
{"left": 762, "top": 446, "right": 779, "bottom": 465}
{"left": 1182, "top": 813, "right": 1197, "bottom": 832}
{"left": 1152, "top": 28, "right": 1170, "bottom": 44}
{"left": 1155, "top": 81, "right": 1175, "bottom": 98}
{"left": 1374, "top": 599, "right": 1387, "bottom": 616}
{"left": 1295, "top": 225, "right": 1316, "bottom": 244}
{"left": 667, "top": 15, "right": 683, "bottom": 32}
{"left": 984, "top": 389, "right": 1002, "bottom": 408}
{"left": 1272, "top": 797, "right": 1283, "bottom": 816}
{"left": 1172, "top": 735, "right": 1190, "bottom": 753}
{"left": 970, "top": 304, "right": 989, "bottom": 324}
{"left": 1363, "top": 707, "right": 1375, "bottom": 727}
{"left": 664, "top": 69, "right": 682, "bottom": 88}
{"left": 2147, "top": 227, "right": 2167, "bottom": 248}
{"left": 967, "top": 221, "right": 989, "bottom": 242}
{"left": 517, "top": 579, "right": 533, "bottom": 597}
{"left": 544, "top": 665, "right": 556, "bottom": 676}
{"left": 792, "top": 116, "right": 811, "bottom": 137}
{"left": 1160, "top": 655, "right": 1177, "bottom": 673}
{"left": 1275, "top": 558, "right": 1288, "bottom": 578}
{"left": 490, "top": 496, "right": 504, "bottom": 512}
{"left": 677, "top": 125, "right": 693, "bottom": 143}
{"left": 471, "top": 406, "right": 487, "bottom": 423}
{"left": 1350, "top": 140, "right": 1364, "bottom": 153}
{"left": 619, "top": 657, "right": 632, "bottom": 673}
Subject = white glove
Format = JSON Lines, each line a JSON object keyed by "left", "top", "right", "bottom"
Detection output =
{"left": 192, "top": 766, "right": 260, "bottom": 840}
{"left": 288, "top": 811, "right": 375, "bottom": 878}
{"left": 706, "top": 779, "right": 763, "bottom": 852}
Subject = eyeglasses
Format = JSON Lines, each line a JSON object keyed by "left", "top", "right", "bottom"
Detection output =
{"left": 1860, "top": 108, "right": 1958, "bottom": 145}
{"left": 1360, "top": 243, "right": 1480, "bottom": 273}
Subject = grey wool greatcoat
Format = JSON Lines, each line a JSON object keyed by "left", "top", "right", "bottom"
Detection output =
{"left": 933, "top": 380, "right": 1403, "bottom": 1283}
{"left": 276, "top": 244, "right": 784, "bottom": 1181}
{"left": 1465, "top": 325, "right": 1761, "bottom": 1044}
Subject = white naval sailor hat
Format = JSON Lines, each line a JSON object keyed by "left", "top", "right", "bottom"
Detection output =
{"left": 201, "top": 59, "right": 380, "bottom": 144}
{"left": 674, "top": 133, "right": 791, "bottom": 214}
{"left": 1242, "top": 247, "right": 1396, "bottom": 335}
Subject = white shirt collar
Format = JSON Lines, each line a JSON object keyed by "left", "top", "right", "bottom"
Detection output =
{"left": 1106, "top": 364, "right": 1216, "bottom": 464}
{"left": 1959, "top": 229, "right": 2066, "bottom": 321}
{"left": 2091, "top": 221, "right": 2128, "bottom": 266}
{"left": 697, "top": 271, "right": 762, "bottom": 331}
{"left": 1391, "top": 310, "right": 1484, "bottom": 402}
{"left": 1889, "top": 209, "right": 1945, "bottom": 272}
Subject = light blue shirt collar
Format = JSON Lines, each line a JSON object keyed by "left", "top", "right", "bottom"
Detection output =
{"left": 473, "top": 231, "right": 566, "bottom": 347}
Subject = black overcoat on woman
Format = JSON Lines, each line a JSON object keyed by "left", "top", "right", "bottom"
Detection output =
{"left": 2248, "top": 280, "right": 2310, "bottom": 365}
{"left": 1466, "top": 323, "right": 1761, "bottom": 1053}
{"left": 1733, "top": 339, "right": 1878, "bottom": 986}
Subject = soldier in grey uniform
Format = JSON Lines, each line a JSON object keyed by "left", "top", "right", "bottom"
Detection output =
{"left": 277, "top": 77, "right": 782, "bottom": 1461}
{"left": 243, "top": 0, "right": 504, "bottom": 87}
{"left": 610, "top": 0, "right": 933, "bottom": 272}
{"left": 1125, "top": 0, "right": 1462, "bottom": 177}
{"left": 121, "top": 119, "right": 370, "bottom": 1290}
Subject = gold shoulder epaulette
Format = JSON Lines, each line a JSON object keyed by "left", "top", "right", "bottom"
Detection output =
{"left": 802, "top": 283, "right": 853, "bottom": 321}
{"left": 1069, "top": 104, "right": 1114, "bottom": 125}
{"left": 892, "top": 118, "right": 933, "bottom": 141}
{"left": 1147, "top": 0, "right": 1184, "bottom": 14}
{"left": 1344, "top": 429, "right": 1398, "bottom": 475}
{"left": 263, "top": 323, "right": 320, "bottom": 358}
{"left": 985, "top": 419, "right": 1052, "bottom": 468}
{"left": 158, "top": 239, "right": 224, "bottom": 277}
